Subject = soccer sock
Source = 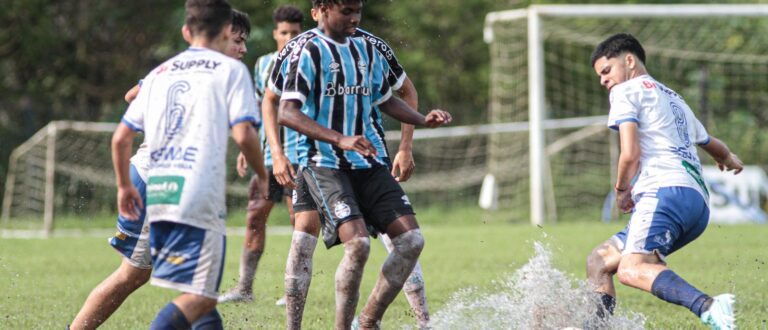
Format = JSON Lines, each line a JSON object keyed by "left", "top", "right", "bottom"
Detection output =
{"left": 284, "top": 231, "right": 317, "bottom": 330}
{"left": 149, "top": 302, "right": 190, "bottom": 330}
{"left": 237, "top": 246, "right": 262, "bottom": 293}
{"left": 651, "top": 269, "right": 711, "bottom": 317}
{"left": 191, "top": 309, "right": 222, "bottom": 330}
{"left": 335, "top": 236, "right": 370, "bottom": 329}
{"left": 360, "top": 230, "right": 424, "bottom": 328}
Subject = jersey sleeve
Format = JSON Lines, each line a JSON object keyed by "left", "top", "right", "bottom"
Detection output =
{"left": 268, "top": 57, "right": 288, "bottom": 96}
{"left": 358, "top": 30, "right": 407, "bottom": 91}
{"left": 228, "top": 62, "right": 260, "bottom": 127}
{"left": 121, "top": 76, "right": 150, "bottom": 132}
{"left": 691, "top": 116, "right": 710, "bottom": 145}
{"left": 253, "top": 57, "right": 265, "bottom": 101}
{"left": 607, "top": 84, "right": 641, "bottom": 131}
{"left": 281, "top": 44, "right": 316, "bottom": 106}
{"left": 371, "top": 50, "right": 393, "bottom": 107}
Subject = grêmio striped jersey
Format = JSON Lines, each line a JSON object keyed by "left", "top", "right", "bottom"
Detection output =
{"left": 272, "top": 28, "right": 408, "bottom": 169}
{"left": 253, "top": 51, "right": 299, "bottom": 166}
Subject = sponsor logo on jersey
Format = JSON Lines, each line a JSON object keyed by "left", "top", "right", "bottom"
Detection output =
{"left": 334, "top": 201, "right": 351, "bottom": 219}
{"left": 147, "top": 176, "right": 185, "bottom": 205}
{"left": 329, "top": 61, "right": 341, "bottom": 73}
{"left": 642, "top": 80, "right": 656, "bottom": 89}
{"left": 361, "top": 34, "right": 395, "bottom": 61}
{"left": 324, "top": 83, "right": 371, "bottom": 97}
{"left": 171, "top": 59, "right": 221, "bottom": 71}
{"left": 150, "top": 146, "right": 198, "bottom": 163}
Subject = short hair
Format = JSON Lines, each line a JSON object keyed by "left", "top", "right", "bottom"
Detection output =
{"left": 185, "top": 0, "right": 233, "bottom": 40}
{"left": 231, "top": 9, "right": 251, "bottom": 37}
{"left": 590, "top": 33, "right": 646, "bottom": 67}
{"left": 273, "top": 5, "right": 304, "bottom": 25}
{"left": 311, "top": 0, "right": 365, "bottom": 8}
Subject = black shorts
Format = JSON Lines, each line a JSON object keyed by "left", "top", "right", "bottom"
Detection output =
{"left": 247, "top": 165, "right": 298, "bottom": 208}
{"left": 302, "top": 165, "right": 415, "bottom": 248}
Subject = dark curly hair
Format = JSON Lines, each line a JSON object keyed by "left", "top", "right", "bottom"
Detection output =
{"left": 590, "top": 33, "right": 646, "bottom": 67}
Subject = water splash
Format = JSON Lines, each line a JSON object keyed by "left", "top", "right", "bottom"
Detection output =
{"left": 427, "top": 242, "right": 646, "bottom": 330}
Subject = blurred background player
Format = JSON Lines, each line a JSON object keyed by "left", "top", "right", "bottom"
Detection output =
{"left": 278, "top": 1, "right": 451, "bottom": 328}
{"left": 218, "top": 4, "right": 304, "bottom": 305}
{"left": 586, "top": 33, "right": 742, "bottom": 330}
{"left": 112, "top": 0, "right": 268, "bottom": 328}
{"left": 263, "top": 4, "right": 431, "bottom": 328}
{"left": 68, "top": 8, "right": 252, "bottom": 330}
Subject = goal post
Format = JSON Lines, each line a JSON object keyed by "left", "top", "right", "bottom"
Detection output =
{"left": 485, "top": 4, "right": 768, "bottom": 226}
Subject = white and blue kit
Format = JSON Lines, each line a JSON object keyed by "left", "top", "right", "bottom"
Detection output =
{"left": 122, "top": 47, "right": 260, "bottom": 298}
{"left": 608, "top": 75, "right": 712, "bottom": 259}
{"left": 109, "top": 143, "right": 152, "bottom": 269}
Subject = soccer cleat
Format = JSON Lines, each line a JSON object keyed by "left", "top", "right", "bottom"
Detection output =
{"left": 217, "top": 289, "right": 253, "bottom": 304}
{"left": 275, "top": 296, "right": 286, "bottom": 306}
{"left": 700, "top": 294, "right": 736, "bottom": 330}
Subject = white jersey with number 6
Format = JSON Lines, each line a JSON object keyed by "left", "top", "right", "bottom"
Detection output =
{"left": 122, "top": 47, "right": 260, "bottom": 234}
{"left": 607, "top": 74, "right": 710, "bottom": 202}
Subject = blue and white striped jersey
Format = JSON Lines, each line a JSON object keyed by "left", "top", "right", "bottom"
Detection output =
{"left": 280, "top": 28, "right": 393, "bottom": 170}
{"left": 254, "top": 51, "right": 299, "bottom": 165}
{"left": 272, "top": 28, "right": 408, "bottom": 169}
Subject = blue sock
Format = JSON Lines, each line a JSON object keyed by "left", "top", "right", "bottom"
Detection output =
{"left": 191, "top": 309, "right": 223, "bottom": 330}
{"left": 150, "top": 302, "right": 191, "bottom": 330}
{"left": 651, "top": 269, "right": 711, "bottom": 317}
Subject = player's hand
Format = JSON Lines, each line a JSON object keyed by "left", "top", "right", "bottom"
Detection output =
{"left": 424, "top": 110, "right": 452, "bottom": 128}
{"left": 718, "top": 153, "right": 744, "bottom": 175}
{"left": 236, "top": 152, "right": 248, "bottom": 178}
{"left": 615, "top": 187, "right": 634, "bottom": 214}
{"left": 337, "top": 135, "right": 377, "bottom": 157}
{"left": 273, "top": 153, "right": 297, "bottom": 189}
{"left": 117, "top": 185, "right": 143, "bottom": 221}
{"left": 391, "top": 149, "right": 415, "bottom": 182}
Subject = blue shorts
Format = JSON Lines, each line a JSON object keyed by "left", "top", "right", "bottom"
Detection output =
{"left": 612, "top": 186, "right": 709, "bottom": 260}
{"left": 109, "top": 164, "right": 151, "bottom": 269}
{"left": 149, "top": 221, "right": 226, "bottom": 299}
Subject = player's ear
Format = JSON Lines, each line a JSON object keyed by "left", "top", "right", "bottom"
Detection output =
{"left": 181, "top": 24, "right": 192, "bottom": 43}
{"left": 625, "top": 53, "right": 636, "bottom": 70}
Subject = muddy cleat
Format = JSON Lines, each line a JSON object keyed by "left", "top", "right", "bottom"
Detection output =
{"left": 700, "top": 294, "right": 736, "bottom": 330}
{"left": 217, "top": 289, "right": 253, "bottom": 304}
{"left": 275, "top": 296, "right": 286, "bottom": 306}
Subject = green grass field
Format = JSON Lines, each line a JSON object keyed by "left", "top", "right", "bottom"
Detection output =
{"left": 1, "top": 207, "right": 766, "bottom": 329}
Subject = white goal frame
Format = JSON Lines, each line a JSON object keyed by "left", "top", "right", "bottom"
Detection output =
{"left": 484, "top": 4, "right": 768, "bottom": 226}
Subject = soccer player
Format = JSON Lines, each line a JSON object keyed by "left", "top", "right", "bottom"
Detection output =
{"left": 218, "top": 4, "right": 304, "bottom": 305}
{"left": 113, "top": 0, "right": 267, "bottom": 328}
{"left": 586, "top": 33, "right": 742, "bottom": 329}
{"left": 277, "top": 1, "right": 451, "bottom": 328}
{"left": 264, "top": 7, "right": 431, "bottom": 329}
{"left": 69, "top": 8, "right": 253, "bottom": 330}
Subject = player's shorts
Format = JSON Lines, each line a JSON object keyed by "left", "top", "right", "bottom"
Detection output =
{"left": 149, "top": 221, "right": 226, "bottom": 299}
{"left": 302, "top": 165, "right": 415, "bottom": 249}
{"left": 611, "top": 186, "right": 709, "bottom": 261}
{"left": 109, "top": 164, "right": 152, "bottom": 269}
{"left": 247, "top": 165, "right": 299, "bottom": 207}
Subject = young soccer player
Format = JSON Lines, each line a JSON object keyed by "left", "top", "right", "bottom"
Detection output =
{"left": 277, "top": 1, "right": 451, "bottom": 328}
{"left": 218, "top": 5, "right": 304, "bottom": 305}
{"left": 263, "top": 7, "right": 431, "bottom": 328}
{"left": 69, "top": 9, "right": 253, "bottom": 330}
{"left": 112, "top": 1, "right": 267, "bottom": 328}
{"left": 586, "top": 33, "right": 742, "bottom": 329}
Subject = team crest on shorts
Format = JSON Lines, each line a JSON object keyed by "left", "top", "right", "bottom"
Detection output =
{"left": 334, "top": 201, "right": 351, "bottom": 219}
{"left": 402, "top": 195, "right": 411, "bottom": 205}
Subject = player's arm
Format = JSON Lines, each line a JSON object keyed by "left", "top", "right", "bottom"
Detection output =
{"left": 615, "top": 122, "right": 640, "bottom": 213}
{"left": 278, "top": 100, "right": 377, "bottom": 157}
{"left": 124, "top": 83, "right": 141, "bottom": 103}
{"left": 699, "top": 136, "right": 743, "bottom": 174}
{"left": 378, "top": 96, "right": 452, "bottom": 128}
{"left": 392, "top": 77, "right": 417, "bottom": 182}
{"left": 232, "top": 123, "right": 269, "bottom": 198}
{"left": 263, "top": 89, "right": 296, "bottom": 187}
{"left": 111, "top": 123, "right": 142, "bottom": 220}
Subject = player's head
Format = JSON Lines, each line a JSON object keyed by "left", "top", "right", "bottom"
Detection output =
{"left": 272, "top": 5, "right": 303, "bottom": 51}
{"left": 590, "top": 33, "right": 648, "bottom": 91}
{"left": 184, "top": 0, "right": 233, "bottom": 50}
{"left": 226, "top": 9, "right": 251, "bottom": 59}
{"left": 311, "top": 0, "right": 364, "bottom": 39}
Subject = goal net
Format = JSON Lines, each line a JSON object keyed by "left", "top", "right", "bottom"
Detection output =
{"left": 483, "top": 4, "right": 768, "bottom": 224}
